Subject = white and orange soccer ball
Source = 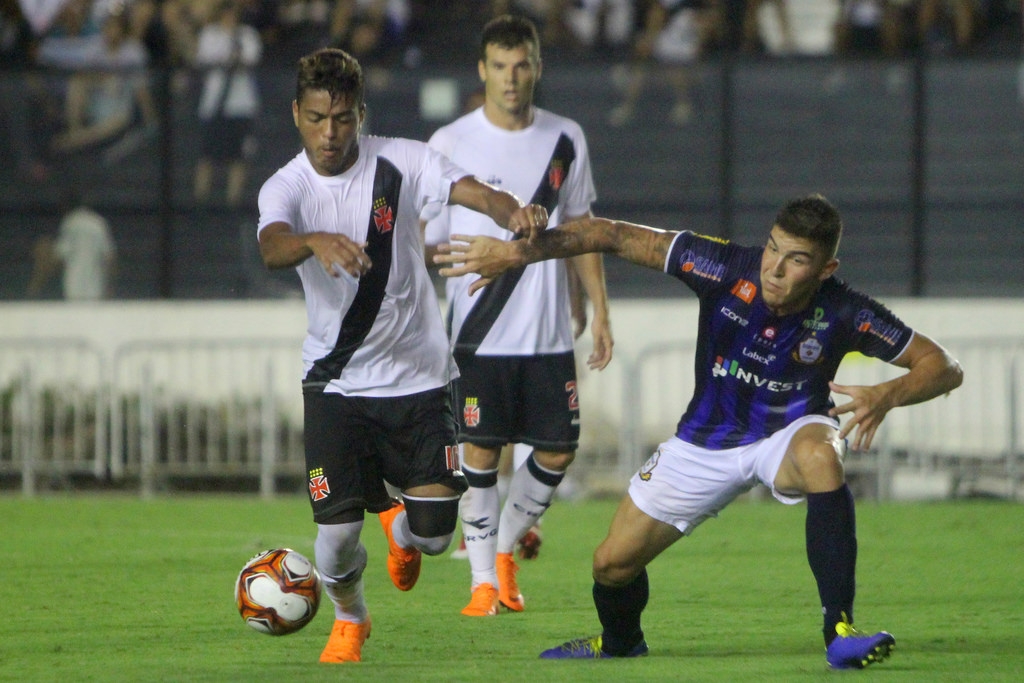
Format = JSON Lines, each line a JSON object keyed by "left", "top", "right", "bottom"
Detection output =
{"left": 235, "top": 548, "right": 322, "bottom": 635}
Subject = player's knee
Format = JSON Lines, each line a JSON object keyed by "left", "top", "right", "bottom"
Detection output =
{"left": 410, "top": 531, "right": 454, "bottom": 556}
{"left": 792, "top": 440, "right": 845, "bottom": 487}
{"left": 402, "top": 495, "right": 459, "bottom": 548}
{"left": 532, "top": 449, "right": 575, "bottom": 472}
{"left": 591, "top": 542, "right": 640, "bottom": 587}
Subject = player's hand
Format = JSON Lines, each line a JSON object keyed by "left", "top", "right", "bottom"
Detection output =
{"left": 507, "top": 203, "right": 548, "bottom": 240}
{"left": 308, "top": 232, "right": 371, "bottom": 278}
{"left": 434, "top": 235, "right": 520, "bottom": 295}
{"left": 587, "top": 314, "right": 613, "bottom": 371}
{"left": 827, "top": 380, "right": 896, "bottom": 451}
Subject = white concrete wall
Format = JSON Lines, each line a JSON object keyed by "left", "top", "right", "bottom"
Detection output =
{"left": 3, "top": 298, "right": 1023, "bottom": 463}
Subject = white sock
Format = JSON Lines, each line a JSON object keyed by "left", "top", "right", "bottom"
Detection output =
{"left": 387, "top": 506, "right": 414, "bottom": 550}
{"left": 460, "top": 465, "right": 500, "bottom": 588}
{"left": 512, "top": 443, "right": 533, "bottom": 470}
{"left": 497, "top": 454, "right": 562, "bottom": 554}
{"left": 315, "top": 521, "right": 368, "bottom": 622}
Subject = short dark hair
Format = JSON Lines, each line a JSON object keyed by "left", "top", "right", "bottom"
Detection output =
{"left": 296, "top": 48, "right": 364, "bottom": 107}
{"left": 479, "top": 14, "right": 540, "bottom": 63}
{"left": 775, "top": 194, "right": 843, "bottom": 260}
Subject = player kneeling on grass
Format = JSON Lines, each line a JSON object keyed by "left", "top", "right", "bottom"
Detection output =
{"left": 256, "top": 47, "right": 550, "bottom": 663}
{"left": 435, "top": 194, "right": 963, "bottom": 669}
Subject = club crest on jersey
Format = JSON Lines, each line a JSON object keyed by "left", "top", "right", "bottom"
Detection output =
{"left": 372, "top": 197, "right": 394, "bottom": 234}
{"left": 793, "top": 334, "right": 824, "bottom": 364}
{"left": 308, "top": 467, "right": 331, "bottom": 501}
{"left": 548, "top": 161, "right": 565, "bottom": 190}
{"left": 463, "top": 398, "right": 480, "bottom": 427}
{"left": 638, "top": 448, "right": 662, "bottom": 481}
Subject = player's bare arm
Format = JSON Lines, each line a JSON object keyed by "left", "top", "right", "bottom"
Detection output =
{"left": 829, "top": 332, "right": 963, "bottom": 451}
{"left": 564, "top": 212, "right": 614, "bottom": 371}
{"left": 259, "top": 222, "right": 371, "bottom": 277}
{"left": 435, "top": 218, "right": 676, "bottom": 294}
{"left": 447, "top": 175, "right": 548, "bottom": 238}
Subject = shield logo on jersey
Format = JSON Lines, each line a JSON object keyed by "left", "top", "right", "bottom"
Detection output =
{"left": 309, "top": 474, "right": 331, "bottom": 501}
{"left": 794, "top": 335, "right": 823, "bottom": 364}
{"left": 549, "top": 162, "right": 565, "bottom": 190}
{"left": 463, "top": 400, "right": 480, "bottom": 427}
{"left": 373, "top": 204, "right": 394, "bottom": 234}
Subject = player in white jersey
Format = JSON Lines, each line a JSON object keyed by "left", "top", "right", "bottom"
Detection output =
{"left": 423, "top": 15, "right": 614, "bottom": 618}
{"left": 256, "top": 47, "right": 549, "bottom": 664}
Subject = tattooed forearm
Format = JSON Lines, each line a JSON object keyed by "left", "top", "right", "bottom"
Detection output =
{"left": 520, "top": 218, "right": 676, "bottom": 271}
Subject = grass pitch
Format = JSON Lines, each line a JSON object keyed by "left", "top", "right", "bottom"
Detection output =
{"left": 3, "top": 493, "right": 1022, "bottom": 682}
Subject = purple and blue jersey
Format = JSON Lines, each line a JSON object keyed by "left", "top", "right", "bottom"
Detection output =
{"left": 666, "top": 231, "right": 914, "bottom": 450}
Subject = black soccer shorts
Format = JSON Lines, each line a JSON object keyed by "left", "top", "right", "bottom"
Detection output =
{"left": 302, "top": 385, "right": 464, "bottom": 523}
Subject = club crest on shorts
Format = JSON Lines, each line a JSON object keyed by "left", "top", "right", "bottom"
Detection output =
{"left": 308, "top": 467, "right": 331, "bottom": 501}
{"left": 463, "top": 397, "right": 480, "bottom": 427}
{"left": 638, "top": 448, "right": 662, "bottom": 482}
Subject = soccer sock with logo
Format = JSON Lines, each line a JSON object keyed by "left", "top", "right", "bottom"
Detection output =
{"left": 496, "top": 453, "right": 563, "bottom": 554}
{"left": 593, "top": 568, "right": 649, "bottom": 655}
{"left": 460, "top": 465, "right": 500, "bottom": 587}
{"left": 315, "top": 521, "right": 369, "bottom": 622}
{"left": 805, "top": 484, "right": 857, "bottom": 645}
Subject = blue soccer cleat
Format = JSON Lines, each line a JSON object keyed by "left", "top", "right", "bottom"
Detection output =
{"left": 539, "top": 635, "right": 649, "bottom": 659}
{"left": 826, "top": 618, "right": 895, "bottom": 669}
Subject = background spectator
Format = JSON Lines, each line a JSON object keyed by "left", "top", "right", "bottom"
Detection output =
{"left": 47, "top": 5, "right": 157, "bottom": 163}
{"left": 26, "top": 188, "right": 116, "bottom": 300}
{"left": 0, "top": 0, "right": 50, "bottom": 181}
{"left": 192, "top": 0, "right": 262, "bottom": 207}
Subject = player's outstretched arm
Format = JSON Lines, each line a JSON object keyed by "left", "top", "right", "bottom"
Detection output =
{"left": 447, "top": 175, "right": 548, "bottom": 238}
{"left": 435, "top": 217, "right": 677, "bottom": 294}
{"left": 259, "top": 222, "right": 371, "bottom": 277}
{"left": 829, "top": 332, "right": 963, "bottom": 451}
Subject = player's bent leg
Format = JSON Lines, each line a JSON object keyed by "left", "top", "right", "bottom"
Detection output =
{"left": 402, "top": 493, "right": 460, "bottom": 555}
{"left": 315, "top": 522, "right": 372, "bottom": 663}
{"left": 539, "top": 497, "right": 678, "bottom": 659}
{"left": 495, "top": 451, "right": 569, "bottom": 610}
{"left": 378, "top": 502, "right": 421, "bottom": 592}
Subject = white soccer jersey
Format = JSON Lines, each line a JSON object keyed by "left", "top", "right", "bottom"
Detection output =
{"left": 258, "top": 135, "right": 467, "bottom": 397}
{"left": 425, "top": 107, "right": 596, "bottom": 356}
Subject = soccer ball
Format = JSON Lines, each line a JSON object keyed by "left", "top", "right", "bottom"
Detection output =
{"left": 235, "top": 548, "right": 322, "bottom": 635}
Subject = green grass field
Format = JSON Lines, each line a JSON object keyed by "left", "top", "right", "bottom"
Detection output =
{"left": 3, "top": 494, "right": 1022, "bottom": 682}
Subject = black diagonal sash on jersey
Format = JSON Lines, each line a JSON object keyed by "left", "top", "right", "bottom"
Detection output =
{"left": 452, "top": 133, "right": 576, "bottom": 353}
{"left": 303, "top": 157, "right": 401, "bottom": 392}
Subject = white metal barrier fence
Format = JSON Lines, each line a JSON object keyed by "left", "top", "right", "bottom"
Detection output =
{"left": 0, "top": 339, "right": 106, "bottom": 494}
{"left": 110, "top": 339, "right": 306, "bottom": 497}
{"left": 3, "top": 336, "right": 1022, "bottom": 500}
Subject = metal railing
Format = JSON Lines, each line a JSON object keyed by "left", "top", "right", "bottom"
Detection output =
{"left": 3, "top": 335, "right": 1022, "bottom": 500}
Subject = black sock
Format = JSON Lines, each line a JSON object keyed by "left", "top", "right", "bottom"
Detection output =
{"left": 592, "top": 569, "right": 648, "bottom": 655}
{"left": 806, "top": 484, "right": 857, "bottom": 646}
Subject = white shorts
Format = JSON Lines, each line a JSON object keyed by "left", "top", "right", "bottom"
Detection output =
{"left": 628, "top": 415, "right": 839, "bottom": 535}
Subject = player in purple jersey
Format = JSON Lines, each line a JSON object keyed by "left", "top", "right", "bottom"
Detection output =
{"left": 435, "top": 194, "right": 963, "bottom": 669}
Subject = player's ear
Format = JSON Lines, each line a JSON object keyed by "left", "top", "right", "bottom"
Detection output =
{"left": 819, "top": 257, "right": 840, "bottom": 281}
{"left": 292, "top": 100, "right": 299, "bottom": 128}
{"left": 477, "top": 59, "right": 486, "bottom": 83}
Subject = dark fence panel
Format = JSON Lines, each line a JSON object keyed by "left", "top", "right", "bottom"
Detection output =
{"left": 1, "top": 57, "right": 1021, "bottom": 300}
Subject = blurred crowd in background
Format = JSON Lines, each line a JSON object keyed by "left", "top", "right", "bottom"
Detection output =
{"left": 2, "top": 0, "right": 1020, "bottom": 188}
{"left": 1, "top": 1, "right": 1021, "bottom": 301}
